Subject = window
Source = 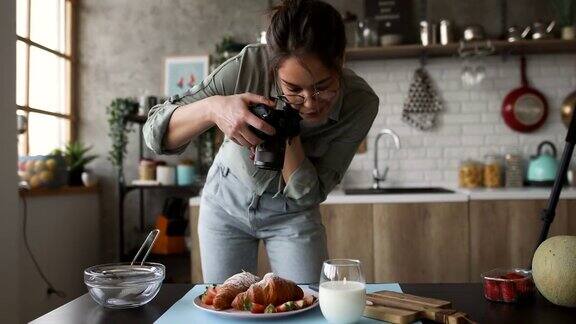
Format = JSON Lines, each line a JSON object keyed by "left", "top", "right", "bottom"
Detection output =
{"left": 16, "top": 0, "right": 76, "bottom": 156}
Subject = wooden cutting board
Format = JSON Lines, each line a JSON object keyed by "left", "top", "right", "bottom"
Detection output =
{"left": 363, "top": 291, "right": 476, "bottom": 324}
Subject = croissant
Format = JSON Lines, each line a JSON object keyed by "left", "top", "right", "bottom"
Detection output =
{"left": 212, "top": 271, "right": 260, "bottom": 310}
{"left": 231, "top": 273, "right": 304, "bottom": 310}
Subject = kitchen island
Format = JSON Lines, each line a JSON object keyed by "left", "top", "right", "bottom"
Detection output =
{"left": 189, "top": 187, "right": 576, "bottom": 283}
{"left": 31, "top": 283, "right": 576, "bottom": 324}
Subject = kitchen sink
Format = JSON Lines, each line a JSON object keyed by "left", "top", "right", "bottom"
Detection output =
{"left": 344, "top": 187, "right": 455, "bottom": 195}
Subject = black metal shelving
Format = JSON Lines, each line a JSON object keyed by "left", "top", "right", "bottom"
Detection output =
{"left": 117, "top": 115, "right": 201, "bottom": 261}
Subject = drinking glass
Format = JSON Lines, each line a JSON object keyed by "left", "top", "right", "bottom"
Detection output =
{"left": 319, "top": 259, "right": 366, "bottom": 324}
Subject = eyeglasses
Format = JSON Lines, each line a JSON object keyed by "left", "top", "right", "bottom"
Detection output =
{"left": 274, "top": 70, "right": 339, "bottom": 106}
{"left": 277, "top": 89, "right": 338, "bottom": 105}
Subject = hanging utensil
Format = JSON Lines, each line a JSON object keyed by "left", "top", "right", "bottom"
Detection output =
{"left": 561, "top": 90, "right": 576, "bottom": 128}
{"left": 530, "top": 21, "right": 556, "bottom": 40}
{"left": 402, "top": 61, "right": 444, "bottom": 131}
{"left": 501, "top": 56, "right": 548, "bottom": 133}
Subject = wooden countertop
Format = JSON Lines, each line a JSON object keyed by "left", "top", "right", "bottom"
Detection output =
{"left": 189, "top": 187, "right": 576, "bottom": 206}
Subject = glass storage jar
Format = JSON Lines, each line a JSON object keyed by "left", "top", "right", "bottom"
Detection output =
{"left": 139, "top": 159, "right": 156, "bottom": 181}
{"left": 459, "top": 160, "right": 484, "bottom": 188}
{"left": 484, "top": 155, "right": 503, "bottom": 188}
{"left": 505, "top": 154, "right": 524, "bottom": 187}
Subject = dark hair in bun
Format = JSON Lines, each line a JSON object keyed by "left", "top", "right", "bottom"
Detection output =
{"left": 266, "top": 0, "right": 346, "bottom": 74}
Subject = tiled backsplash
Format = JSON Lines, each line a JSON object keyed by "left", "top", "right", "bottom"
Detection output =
{"left": 343, "top": 54, "right": 575, "bottom": 188}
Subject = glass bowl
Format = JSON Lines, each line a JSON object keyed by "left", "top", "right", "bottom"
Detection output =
{"left": 84, "top": 262, "right": 165, "bottom": 309}
{"left": 481, "top": 268, "right": 535, "bottom": 303}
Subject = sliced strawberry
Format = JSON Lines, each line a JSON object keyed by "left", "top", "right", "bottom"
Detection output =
{"left": 484, "top": 280, "right": 501, "bottom": 301}
{"left": 303, "top": 295, "right": 315, "bottom": 306}
{"left": 276, "top": 301, "right": 296, "bottom": 312}
{"left": 242, "top": 296, "right": 252, "bottom": 311}
{"left": 294, "top": 300, "right": 306, "bottom": 309}
{"left": 500, "top": 281, "right": 517, "bottom": 302}
{"left": 250, "top": 303, "right": 265, "bottom": 314}
{"left": 515, "top": 278, "right": 535, "bottom": 297}
{"left": 264, "top": 304, "right": 276, "bottom": 313}
{"left": 201, "top": 285, "right": 217, "bottom": 305}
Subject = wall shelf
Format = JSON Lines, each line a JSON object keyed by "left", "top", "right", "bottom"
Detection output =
{"left": 117, "top": 116, "right": 200, "bottom": 263}
{"left": 345, "top": 39, "right": 576, "bottom": 61}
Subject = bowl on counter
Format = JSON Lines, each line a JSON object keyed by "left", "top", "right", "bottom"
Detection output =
{"left": 84, "top": 262, "right": 165, "bottom": 309}
{"left": 481, "top": 268, "right": 535, "bottom": 303}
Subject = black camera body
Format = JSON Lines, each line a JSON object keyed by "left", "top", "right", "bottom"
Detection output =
{"left": 248, "top": 103, "right": 302, "bottom": 171}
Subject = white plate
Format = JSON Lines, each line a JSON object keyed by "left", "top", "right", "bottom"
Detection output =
{"left": 193, "top": 287, "right": 319, "bottom": 319}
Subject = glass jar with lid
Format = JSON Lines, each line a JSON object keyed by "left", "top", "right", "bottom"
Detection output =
{"left": 505, "top": 154, "right": 524, "bottom": 187}
{"left": 459, "top": 160, "right": 484, "bottom": 188}
{"left": 484, "top": 154, "right": 503, "bottom": 188}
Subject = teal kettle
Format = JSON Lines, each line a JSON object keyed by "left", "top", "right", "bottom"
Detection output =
{"left": 527, "top": 141, "right": 558, "bottom": 186}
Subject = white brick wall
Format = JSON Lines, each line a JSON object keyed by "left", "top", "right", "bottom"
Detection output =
{"left": 343, "top": 54, "right": 574, "bottom": 188}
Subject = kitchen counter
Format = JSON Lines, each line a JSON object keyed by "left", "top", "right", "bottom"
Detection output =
{"left": 460, "top": 187, "right": 576, "bottom": 200}
{"left": 189, "top": 187, "right": 576, "bottom": 206}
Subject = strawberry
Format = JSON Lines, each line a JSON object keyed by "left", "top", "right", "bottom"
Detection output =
{"left": 294, "top": 300, "right": 306, "bottom": 309}
{"left": 515, "top": 278, "right": 535, "bottom": 297}
{"left": 250, "top": 303, "right": 265, "bottom": 314}
{"left": 276, "top": 301, "right": 296, "bottom": 312}
{"left": 484, "top": 280, "right": 501, "bottom": 301}
{"left": 201, "top": 285, "right": 217, "bottom": 305}
{"left": 500, "top": 281, "right": 517, "bottom": 302}
{"left": 503, "top": 272, "right": 525, "bottom": 280}
{"left": 241, "top": 296, "right": 252, "bottom": 311}
{"left": 264, "top": 304, "right": 276, "bottom": 313}
{"left": 303, "top": 295, "right": 315, "bottom": 307}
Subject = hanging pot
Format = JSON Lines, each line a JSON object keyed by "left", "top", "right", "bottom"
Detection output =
{"left": 502, "top": 56, "right": 548, "bottom": 133}
{"left": 561, "top": 90, "right": 576, "bottom": 128}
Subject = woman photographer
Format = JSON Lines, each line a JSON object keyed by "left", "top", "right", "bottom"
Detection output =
{"left": 144, "top": 0, "right": 378, "bottom": 284}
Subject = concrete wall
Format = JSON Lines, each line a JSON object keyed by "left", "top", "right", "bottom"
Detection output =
{"left": 19, "top": 192, "right": 101, "bottom": 323}
{"left": 78, "top": 0, "right": 271, "bottom": 259}
{"left": 0, "top": 0, "right": 20, "bottom": 322}
{"left": 78, "top": 0, "right": 567, "bottom": 259}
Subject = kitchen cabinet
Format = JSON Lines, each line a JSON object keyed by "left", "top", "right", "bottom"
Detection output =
{"left": 190, "top": 198, "right": 576, "bottom": 284}
{"left": 469, "top": 199, "right": 571, "bottom": 281}
{"left": 320, "top": 204, "right": 375, "bottom": 282}
{"left": 373, "top": 202, "right": 470, "bottom": 283}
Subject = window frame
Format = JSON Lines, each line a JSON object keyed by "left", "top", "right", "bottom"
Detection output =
{"left": 16, "top": 0, "right": 78, "bottom": 155}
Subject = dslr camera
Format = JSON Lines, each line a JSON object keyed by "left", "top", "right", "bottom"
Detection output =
{"left": 248, "top": 103, "right": 302, "bottom": 171}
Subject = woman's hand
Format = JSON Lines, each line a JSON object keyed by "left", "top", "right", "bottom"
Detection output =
{"left": 210, "top": 93, "right": 276, "bottom": 148}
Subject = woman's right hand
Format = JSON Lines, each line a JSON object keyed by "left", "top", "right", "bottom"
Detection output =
{"left": 210, "top": 93, "right": 276, "bottom": 147}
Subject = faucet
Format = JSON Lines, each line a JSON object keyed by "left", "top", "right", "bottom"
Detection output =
{"left": 372, "top": 129, "right": 401, "bottom": 189}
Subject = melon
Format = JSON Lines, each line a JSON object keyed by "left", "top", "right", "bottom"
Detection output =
{"left": 532, "top": 235, "right": 576, "bottom": 307}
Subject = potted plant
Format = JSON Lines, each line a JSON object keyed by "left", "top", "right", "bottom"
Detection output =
{"left": 64, "top": 142, "right": 98, "bottom": 186}
{"left": 551, "top": 0, "right": 576, "bottom": 39}
{"left": 106, "top": 98, "right": 138, "bottom": 182}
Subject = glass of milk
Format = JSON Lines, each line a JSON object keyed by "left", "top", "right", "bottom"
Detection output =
{"left": 319, "top": 259, "right": 366, "bottom": 324}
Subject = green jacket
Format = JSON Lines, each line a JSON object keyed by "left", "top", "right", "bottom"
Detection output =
{"left": 143, "top": 44, "right": 378, "bottom": 208}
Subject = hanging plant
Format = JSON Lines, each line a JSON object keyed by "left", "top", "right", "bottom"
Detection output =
{"left": 106, "top": 98, "right": 138, "bottom": 180}
{"left": 210, "top": 36, "right": 247, "bottom": 71}
{"left": 550, "top": 0, "right": 576, "bottom": 27}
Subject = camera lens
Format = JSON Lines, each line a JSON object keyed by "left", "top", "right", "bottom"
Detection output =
{"left": 247, "top": 103, "right": 301, "bottom": 171}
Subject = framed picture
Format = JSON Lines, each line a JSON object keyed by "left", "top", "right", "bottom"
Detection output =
{"left": 164, "top": 55, "right": 209, "bottom": 97}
